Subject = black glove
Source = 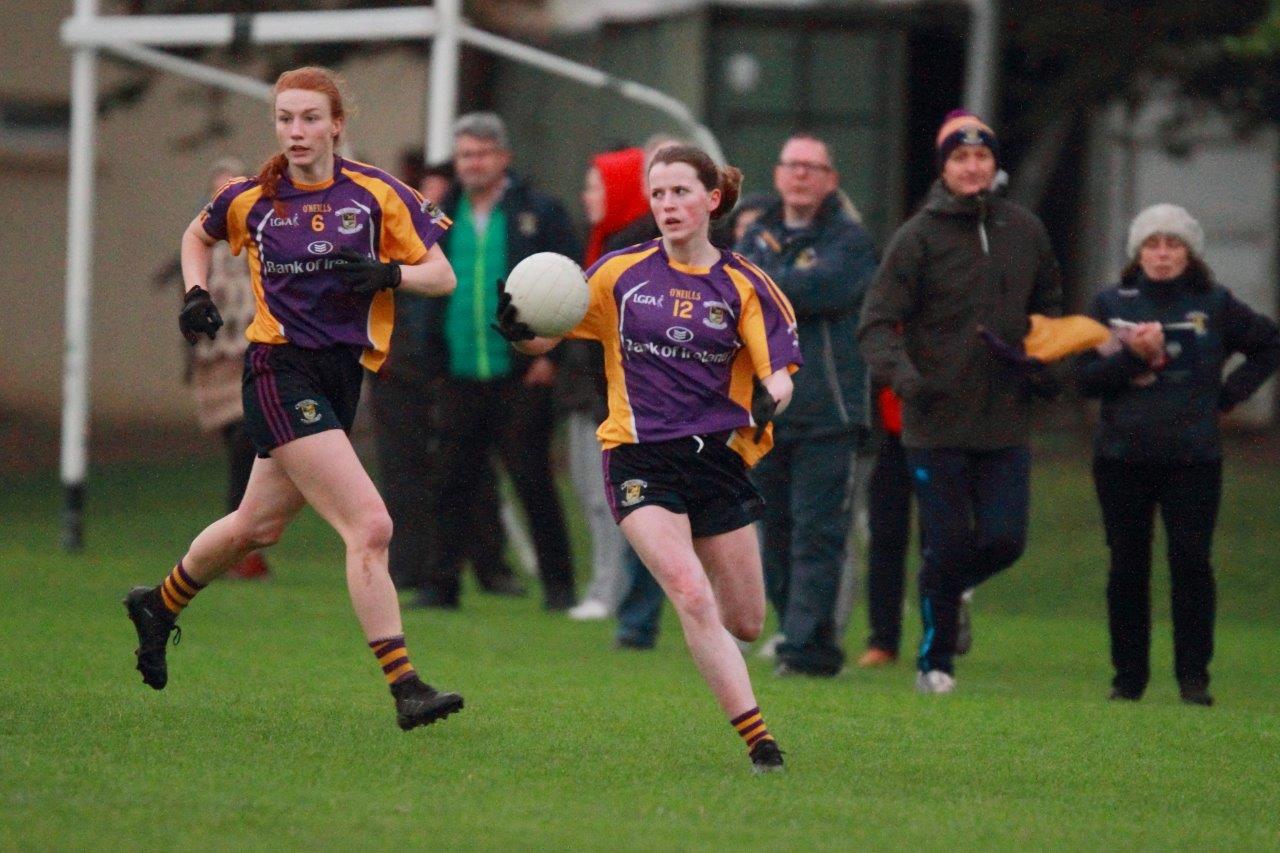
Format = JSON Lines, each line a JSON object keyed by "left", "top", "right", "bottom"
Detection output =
{"left": 179, "top": 286, "right": 223, "bottom": 344}
{"left": 491, "top": 279, "right": 536, "bottom": 342}
{"left": 751, "top": 376, "right": 778, "bottom": 442}
{"left": 978, "top": 326, "right": 1061, "bottom": 400}
{"left": 335, "top": 247, "right": 400, "bottom": 295}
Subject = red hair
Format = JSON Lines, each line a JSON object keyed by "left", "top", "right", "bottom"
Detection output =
{"left": 256, "top": 66, "right": 346, "bottom": 211}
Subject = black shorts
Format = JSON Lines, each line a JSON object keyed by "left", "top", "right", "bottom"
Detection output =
{"left": 242, "top": 342, "right": 364, "bottom": 457}
{"left": 603, "top": 431, "right": 764, "bottom": 538}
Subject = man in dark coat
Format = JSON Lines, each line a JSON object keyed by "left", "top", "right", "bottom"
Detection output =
{"left": 737, "top": 134, "right": 876, "bottom": 676}
{"left": 418, "top": 112, "right": 581, "bottom": 611}
{"left": 857, "top": 110, "right": 1063, "bottom": 692}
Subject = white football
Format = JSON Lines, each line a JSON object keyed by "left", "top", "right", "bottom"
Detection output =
{"left": 504, "top": 252, "right": 590, "bottom": 338}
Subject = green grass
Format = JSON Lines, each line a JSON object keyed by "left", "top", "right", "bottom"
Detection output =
{"left": 3, "top": 441, "right": 1279, "bottom": 850}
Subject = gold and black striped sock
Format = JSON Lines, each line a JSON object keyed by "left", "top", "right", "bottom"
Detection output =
{"left": 157, "top": 561, "right": 205, "bottom": 617}
{"left": 730, "top": 706, "right": 775, "bottom": 752}
{"left": 370, "top": 635, "right": 417, "bottom": 685}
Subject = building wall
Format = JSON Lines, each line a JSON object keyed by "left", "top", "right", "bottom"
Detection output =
{"left": 0, "top": 19, "right": 432, "bottom": 425}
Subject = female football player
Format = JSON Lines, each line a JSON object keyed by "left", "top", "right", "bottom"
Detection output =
{"left": 124, "top": 66, "right": 465, "bottom": 731}
{"left": 496, "top": 144, "right": 801, "bottom": 773}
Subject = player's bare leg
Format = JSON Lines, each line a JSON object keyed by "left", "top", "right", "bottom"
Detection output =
{"left": 272, "top": 430, "right": 462, "bottom": 728}
{"left": 124, "top": 455, "right": 306, "bottom": 690}
{"left": 621, "top": 507, "right": 782, "bottom": 771}
{"left": 694, "top": 525, "right": 767, "bottom": 644}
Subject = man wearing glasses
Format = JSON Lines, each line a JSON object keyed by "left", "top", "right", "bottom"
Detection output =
{"left": 736, "top": 134, "right": 877, "bottom": 677}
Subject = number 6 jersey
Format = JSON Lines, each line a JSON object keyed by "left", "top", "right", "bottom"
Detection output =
{"left": 200, "top": 156, "right": 451, "bottom": 372}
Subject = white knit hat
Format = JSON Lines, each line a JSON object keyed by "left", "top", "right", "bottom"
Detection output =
{"left": 1126, "top": 203, "right": 1204, "bottom": 259}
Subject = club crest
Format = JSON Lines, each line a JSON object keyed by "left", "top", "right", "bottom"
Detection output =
{"left": 336, "top": 207, "right": 363, "bottom": 235}
{"left": 620, "top": 479, "right": 647, "bottom": 507}
{"left": 295, "top": 399, "right": 322, "bottom": 425}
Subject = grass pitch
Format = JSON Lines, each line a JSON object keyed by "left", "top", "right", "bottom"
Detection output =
{"left": 2, "top": 441, "right": 1278, "bottom": 850}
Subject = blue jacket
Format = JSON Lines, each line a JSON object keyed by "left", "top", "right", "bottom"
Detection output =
{"left": 1078, "top": 268, "right": 1280, "bottom": 462}
{"left": 737, "top": 192, "right": 876, "bottom": 437}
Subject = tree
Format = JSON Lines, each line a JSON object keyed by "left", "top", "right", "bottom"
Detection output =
{"left": 999, "top": 1, "right": 1270, "bottom": 209}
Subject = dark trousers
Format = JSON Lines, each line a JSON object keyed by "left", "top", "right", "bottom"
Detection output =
{"left": 369, "top": 372, "right": 509, "bottom": 592}
{"left": 907, "top": 446, "right": 1030, "bottom": 674}
{"left": 864, "top": 431, "right": 913, "bottom": 654}
{"left": 1093, "top": 457, "right": 1220, "bottom": 695}
{"left": 753, "top": 432, "right": 857, "bottom": 675}
{"left": 221, "top": 421, "right": 256, "bottom": 514}
{"left": 432, "top": 377, "right": 575, "bottom": 606}
{"left": 615, "top": 545, "right": 665, "bottom": 647}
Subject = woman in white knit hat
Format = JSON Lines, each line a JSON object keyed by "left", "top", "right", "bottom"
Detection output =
{"left": 1077, "top": 203, "right": 1280, "bottom": 706}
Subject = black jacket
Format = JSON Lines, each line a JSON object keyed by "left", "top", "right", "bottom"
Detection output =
{"left": 737, "top": 192, "right": 876, "bottom": 436}
{"left": 397, "top": 172, "right": 581, "bottom": 381}
{"left": 857, "top": 180, "right": 1063, "bottom": 449}
{"left": 1077, "top": 269, "right": 1280, "bottom": 462}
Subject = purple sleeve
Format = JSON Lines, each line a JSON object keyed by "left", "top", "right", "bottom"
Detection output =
{"left": 378, "top": 176, "right": 451, "bottom": 262}
{"left": 199, "top": 179, "right": 249, "bottom": 242}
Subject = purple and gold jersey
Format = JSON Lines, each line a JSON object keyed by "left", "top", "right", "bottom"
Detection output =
{"left": 199, "top": 156, "right": 450, "bottom": 372}
{"left": 568, "top": 238, "right": 801, "bottom": 466}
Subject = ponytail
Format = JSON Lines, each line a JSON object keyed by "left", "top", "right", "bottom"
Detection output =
{"left": 256, "top": 153, "right": 290, "bottom": 215}
{"left": 712, "top": 166, "right": 743, "bottom": 220}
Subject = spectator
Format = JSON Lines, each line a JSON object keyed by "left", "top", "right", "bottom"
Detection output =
{"left": 370, "top": 160, "right": 517, "bottom": 597}
{"left": 856, "top": 386, "right": 914, "bottom": 666}
{"left": 421, "top": 112, "right": 581, "bottom": 611}
{"left": 728, "top": 192, "right": 774, "bottom": 245}
{"left": 857, "top": 109, "right": 1063, "bottom": 694}
{"left": 1077, "top": 203, "right": 1280, "bottom": 706}
{"left": 737, "top": 133, "right": 876, "bottom": 677}
{"left": 163, "top": 158, "right": 270, "bottom": 580}
{"left": 561, "top": 146, "right": 650, "bottom": 621}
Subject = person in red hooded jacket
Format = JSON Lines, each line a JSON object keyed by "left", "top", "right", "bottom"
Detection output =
{"left": 558, "top": 147, "right": 652, "bottom": 620}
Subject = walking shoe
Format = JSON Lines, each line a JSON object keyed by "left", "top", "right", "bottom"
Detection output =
{"left": 955, "top": 589, "right": 973, "bottom": 656}
{"left": 391, "top": 677, "right": 464, "bottom": 730}
{"left": 915, "top": 669, "right": 956, "bottom": 694}
{"left": 568, "top": 598, "right": 610, "bottom": 621}
{"left": 1108, "top": 687, "right": 1142, "bottom": 702}
{"left": 123, "top": 586, "right": 181, "bottom": 690}
{"left": 749, "top": 739, "right": 785, "bottom": 774}
{"left": 856, "top": 647, "right": 898, "bottom": 668}
{"left": 1179, "top": 681, "right": 1214, "bottom": 707}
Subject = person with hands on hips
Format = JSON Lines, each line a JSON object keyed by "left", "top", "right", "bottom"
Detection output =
{"left": 126, "top": 66, "right": 465, "bottom": 732}
{"left": 496, "top": 144, "right": 801, "bottom": 774}
{"left": 1077, "top": 203, "right": 1280, "bottom": 707}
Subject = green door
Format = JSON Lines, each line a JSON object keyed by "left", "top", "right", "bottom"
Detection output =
{"left": 707, "top": 9, "right": 906, "bottom": 243}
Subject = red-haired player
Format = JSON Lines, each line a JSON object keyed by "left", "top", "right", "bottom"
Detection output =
{"left": 124, "top": 66, "right": 463, "bottom": 730}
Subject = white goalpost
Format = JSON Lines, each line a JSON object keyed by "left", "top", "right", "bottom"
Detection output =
{"left": 58, "top": 0, "right": 997, "bottom": 550}
{"left": 56, "top": 0, "right": 726, "bottom": 550}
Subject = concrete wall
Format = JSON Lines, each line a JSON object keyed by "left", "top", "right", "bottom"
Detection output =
{"left": 0, "top": 6, "right": 434, "bottom": 426}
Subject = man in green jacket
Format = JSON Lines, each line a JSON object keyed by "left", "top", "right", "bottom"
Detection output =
{"left": 857, "top": 110, "right": 1062, "bottom": 693}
